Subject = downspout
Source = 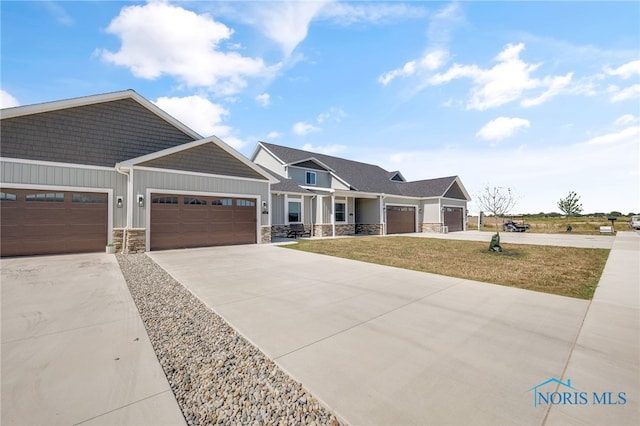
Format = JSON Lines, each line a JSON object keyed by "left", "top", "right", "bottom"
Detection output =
{"left": 115, "top": 164, "right": 130, "bottom": 253}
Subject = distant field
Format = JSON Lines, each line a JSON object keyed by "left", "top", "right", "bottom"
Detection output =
{"left": 468, "top": 216, "right": 632, "bottom": 234}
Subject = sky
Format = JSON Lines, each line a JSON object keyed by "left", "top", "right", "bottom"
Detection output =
{"left": 1, "top": 1, "right": 639, "bottom": 215}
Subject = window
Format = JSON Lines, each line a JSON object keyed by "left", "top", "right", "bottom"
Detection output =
{"left": 236, "top": 199, "right": 255, "bottom": 207}
{"left": 72, "top": 194, "right": 107, "bottom": 203}
{"left": 152, "top": 196, "right": 178, "bottom": 204}
{"left": 305, "top": 171, "right": 316, "bottom": 185}
{"left": 0, "top": 192, "right": 17, "bottom": 201}
{"left": 212, "top": 198, "right": 233, "bottom": 206}
{"left": 184, "top": 197, "right": 207, "bottom": 205}
{"left": 335, "top": 202, "right": 346, "bottom": 222}
{"left": 288, "top": 201, "right": 302, "bottom": 223}
{"left": 25, "top": 193, "right": 64, "bottom": 202}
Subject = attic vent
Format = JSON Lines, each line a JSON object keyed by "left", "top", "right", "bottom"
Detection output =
{"left": 390, "top": 173, "right": 404, "bottom": 182}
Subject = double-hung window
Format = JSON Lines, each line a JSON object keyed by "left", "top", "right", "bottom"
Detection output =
{"left": 288, "top": 201, "right": 302, "bottom": 223}
{"left": 335, "top": 202, "right": 346, "bottom": 222}
{"left": 305, "top": 171, "right": 316, "bottom": 186}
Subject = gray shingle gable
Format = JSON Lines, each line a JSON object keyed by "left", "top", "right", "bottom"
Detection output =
{"left": 1, "top": 98, "right": 197, "bottom": 167}
{"left": 260, "top": 142, "right": 459, "bottom": 197}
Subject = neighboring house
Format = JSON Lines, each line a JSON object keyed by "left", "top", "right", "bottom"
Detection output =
{"left": 0, "top": 90, "right": 275, "bottom": 257}
{"left": 251, "top": 142, "right": 471, "bottom": 238}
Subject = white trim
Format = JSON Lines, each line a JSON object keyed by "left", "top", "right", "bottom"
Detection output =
{"left": 250, "top": 142, "right": 286, "bottom": 164}
{"left": 1, "top": 90, "right": 203, "bottom": 140}
{"left": 443, "top": 177, "right": 472, "bottom": 201}
{"left": 305, "top": 170, "right": 317, "bottom": 186}
{"left": 287, "top": 157, "right": 335, "bottom": 172}
{"left": 0, "top": 182, "right": 113, "bottom": 244}
{"left": 334, "top": 200, "right": 347, "bottom": 224}
{"left": 331, "top": 194, "right": 336, "bottom": 237}
{"left": 132, "top": 165, "right": 272, "bottom": 184}
{"left": 1, "top": 157, "right": 115, "bottom": 172}
{"left": 284, "top": 194, "right": 304, "bottom": 225}
{"left": 145, "top": 188, "right": 262, "bottom": 251}
{"left": 300, "top": 185, "right": 334, "bottom": 193}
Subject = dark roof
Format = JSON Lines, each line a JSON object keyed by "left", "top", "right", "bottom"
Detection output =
{"left": 256, "top": 165, "right": 312, "bottom": 194}
{"left": 0, "top": 93, "right": 198, "bottom": 167}
{"left": 259, "top": 142, "right": 464, "bottom": 198}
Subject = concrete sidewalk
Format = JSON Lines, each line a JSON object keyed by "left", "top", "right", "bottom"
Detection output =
{"left": 545, "top": 231, "right": 639, "bottom": 425}
{"left": 1, "top": 253, "right": 186, "bottom": 426}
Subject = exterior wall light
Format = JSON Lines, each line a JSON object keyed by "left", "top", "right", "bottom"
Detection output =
{"left": 116, "top": 196, "right": 124, "bottom": 208}
{"left": 137, "top": 194, "right": 145, "bottom": 207}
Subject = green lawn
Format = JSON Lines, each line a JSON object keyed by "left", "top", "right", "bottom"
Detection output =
{"left": 285, "top": 236, "right": 610, "bottom": 300}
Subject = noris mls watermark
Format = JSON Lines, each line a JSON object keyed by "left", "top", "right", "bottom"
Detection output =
{"left": 527, "top": 378, "right": 627, "bottom": 408}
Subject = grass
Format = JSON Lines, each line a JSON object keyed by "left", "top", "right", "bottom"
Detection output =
{"left": 468, "top": 216, "right": 631, "bottom": 235}
{"left": 285, "top": 236, "right": 610, "bottom": 300}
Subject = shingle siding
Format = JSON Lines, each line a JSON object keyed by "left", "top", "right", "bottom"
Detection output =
{"left": 1, "top": 98, "right": 196, "bottom": 167}
{"left": 138, "top": 143, "right": 265, "bottom": 180}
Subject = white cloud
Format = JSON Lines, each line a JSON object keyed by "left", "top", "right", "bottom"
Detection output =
{"left": 99, "top": 2, "right": 278, "bottom": 96}
{"left": 246, "top": 1, "right": 329, "bottom": 57}
{"left": 614, "top": 114, "right": 638, "bottom": 126}
{"left": 42, "top": 1, "right": 74, "bottom": 26}
{"left": 301, "top": 143, "right": 347, "bottom": 156}
{"left": 266, "top": 131, "right": 282, "bottom": 140}
{"left": 319, "top": 2, "right": 427, "bottom": 25}
{"left": 605, "top": 60, "right": 640, "bottom": 79}
{"left": 476, "top": 117, "right": 531, "bottom": 142}
{"left": 153, "top": 95, "right": 246, "bottom": 148}
{"left": 379, "top": 50, "right": 448, "bottom": 85}
{"left": 255, "top": 93, "right": 270, "bottom": 107}
{"left": 0, "top": 90, "right": 19, "bottom": 108}
{"left": 610, "top": 84, "right": 640, "bottom": 102}
{"left": 429, "top": 43, "right": 574, "bottom": 110}
{"left": 292, "top": 121, "right": 320, "bottom": 136}
{"left": 578, "top": 125, "right": 640, "bottom": 147}
{"left": 317, "top": 107, "right": 346, "bottom": 124}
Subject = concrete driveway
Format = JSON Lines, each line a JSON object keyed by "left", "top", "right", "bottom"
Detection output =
{"left": 148, "top": 236, "right": 632, "bottom": 425}
{"left": 1, "top": 253, "right": 185, "bottom": 426}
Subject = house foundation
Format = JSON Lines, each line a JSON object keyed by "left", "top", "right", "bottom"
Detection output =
{"left": 355, "top": 223, "right": 383, "bottom": 235}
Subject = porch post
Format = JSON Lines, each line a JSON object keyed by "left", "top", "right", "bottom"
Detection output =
{"left": 331, "top": 194, "right": 336, "bottom": 237}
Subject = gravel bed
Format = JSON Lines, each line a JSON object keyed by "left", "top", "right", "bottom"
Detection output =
{"left": 117, "top": 253, "right": 340, "bottom": 426}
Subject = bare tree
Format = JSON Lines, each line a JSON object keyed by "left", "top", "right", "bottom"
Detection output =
{"left": 476, "top": 186, "right": 519, "bottom": 232}
{"left": 557, "top": 191, "right": 583, "bottom": 218}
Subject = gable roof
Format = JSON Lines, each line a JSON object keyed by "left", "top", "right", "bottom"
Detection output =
{"left": 0, "top": 90, "right": 202, "bottom": 167}
{"left": 256, "top": 165, "right": 312, "bottom": 194}
{"left": 117, "top": 137, "right": 277, "bottom": 182}
{"left": 255, "top": 142, "right": 470, "bottom": 199}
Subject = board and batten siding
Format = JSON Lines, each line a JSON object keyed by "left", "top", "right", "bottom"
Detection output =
{"left": 253, "top": 149, "right": 285, "bottom": 176}
{"left": 0, "top": 159, "right": 127, "bottom": 227}
{"left": 132, "top": 168, "right": 269, "bottom": 228}
{"left": 288, "top": 166, "right": 331, "bottom": 188}
{"left": 356, "top": 198, "right": 380, "bottom": 224}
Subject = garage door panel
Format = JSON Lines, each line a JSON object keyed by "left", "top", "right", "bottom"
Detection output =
{"left": 1, "top": 188, "right": 108, "bottom": 257}
{"left": 150, "top": 193, "right": 257, "bottom": 251}
{"left": 444, "top": 207, "right": 463, "bottom": 232}
{"left": 387, "top": 206, "right": 415, "bottom": 234}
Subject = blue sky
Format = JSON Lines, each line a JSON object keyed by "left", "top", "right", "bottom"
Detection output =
{"left": 2, "top": 1, "right": 639, "bottom": 214}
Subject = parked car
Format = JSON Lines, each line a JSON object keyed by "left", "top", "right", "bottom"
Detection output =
{"left": 503, "top": 219, "right": 530, "bottom": 232}
{"left": 630, "top": 215, "right": 640, "bottom": 230}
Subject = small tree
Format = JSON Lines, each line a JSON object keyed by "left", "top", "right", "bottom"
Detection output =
{"left": 476, "top": 186, "right": 519, "bottom": 232}
{"left": 557, "top": 191, "right": 583, "bottom": 218}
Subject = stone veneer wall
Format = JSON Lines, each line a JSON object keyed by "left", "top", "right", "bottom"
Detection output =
{"left": 260, "top": 226, "right": 271, "bottom": 244}
{"left": 335, "top": 224, "right": 355, "bottom": 236}
{"left": 271, "top": 224, "right": 312, "bottom": 239}
{"left": 112, "top": 228, "right": 146, "bottom": 253}
{"left": 355, "top": 224, "right": 383, "bottom": 235}
{"left": 421, "top": 223, "right": 444, "bottom": 233}
{"left": 313, "top": 224, "right": 333, "bottom": 237}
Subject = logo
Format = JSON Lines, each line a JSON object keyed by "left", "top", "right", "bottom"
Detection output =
{"left": 527, "top": 378, "right": 627, "bottom": 408}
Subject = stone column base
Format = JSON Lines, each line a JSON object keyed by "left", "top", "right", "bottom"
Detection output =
{"left": 355, "top": 223, "right": 383, "bottom": 235}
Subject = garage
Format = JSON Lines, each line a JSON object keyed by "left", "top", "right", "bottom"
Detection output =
{"left": 150, "top": 193, "right": 257, "bottom": 250}
{"left": 386, "top": 206, "right": 416, "bottom": 234}
{"left": 0, "top": 188, "right": 108, "bottom": 257}
{"left": 443, "top": 207, "right": 464, "bottom": 232}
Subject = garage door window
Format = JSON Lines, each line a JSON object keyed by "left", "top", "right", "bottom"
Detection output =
{"left": 152, "top": 196, "right": 178, "bottom": 204}
{"left": 72, "top": 194, "right": 107, "bottom": 203}
{"left": 237, "top": 199, "right": 255, "bottom": 207}
{"left": 184, "top": 197, "right": 207, "bottom": 205}
{"left": 25, "top": 193, "right": 64, "bottom": 202}
{"left": 0, "top": 192, "right": 17, "bottom": 201}
{"left": 212, "top": 198, "right": 233, "bottom": 206}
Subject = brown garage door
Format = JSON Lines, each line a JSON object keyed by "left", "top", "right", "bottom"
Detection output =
{"left": 0, "top": 188, "right": 108, "bottom": 257}
{"left": 150, "top": 194, "right": 257, "bottom": 250}
{"left": 444, "top": 207, "right": 464, "bottom": 232}
{"left": 386, "top": 206, "right": 415, "bottom": 234}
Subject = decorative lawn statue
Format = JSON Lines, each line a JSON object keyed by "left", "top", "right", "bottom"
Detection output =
{"left": 566, "top": 224, "right": 573, "bottom": 232}
{"left": 489, "top": 232, "right": 502, "bottom": 252}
